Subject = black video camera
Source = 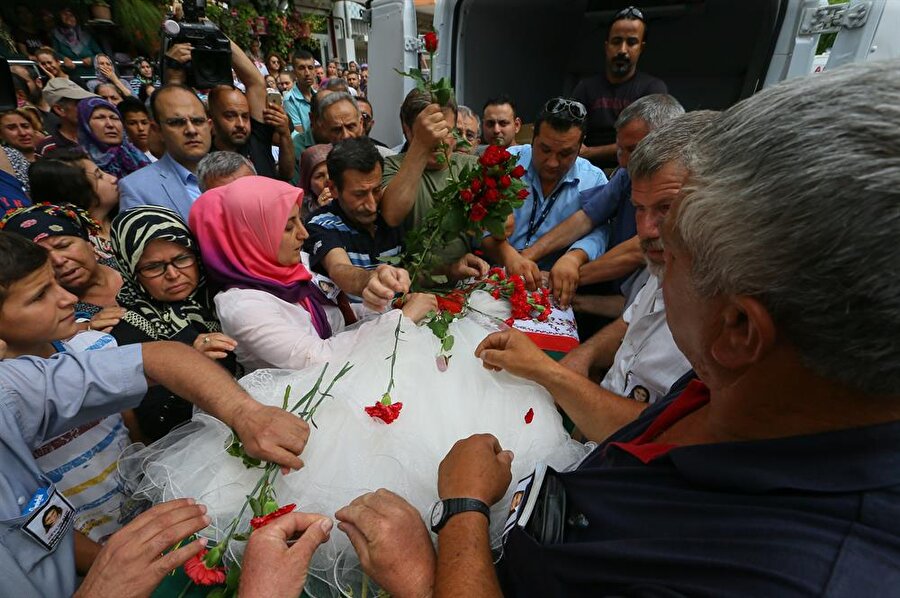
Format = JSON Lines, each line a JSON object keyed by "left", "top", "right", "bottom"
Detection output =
{"left": 160, "top": 0, "right": 232, "bottom": 89}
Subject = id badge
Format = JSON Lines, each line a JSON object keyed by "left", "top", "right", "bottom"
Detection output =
{"left": 21, "top": 486, "right": 75, "bottom": 552}
{"left": 311, "top": 272, "right": 342, "bottom": 302}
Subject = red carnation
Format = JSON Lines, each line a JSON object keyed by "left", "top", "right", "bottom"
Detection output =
{"left": 499, "top": 175, "right": 512, "bottom": 189}
{"left": 524, "top": 408, "right": 534, "bottom": 424}
{"left": 511, "top": 165, "right": 526, "bottom": 178}
{"left": 250, "top": 503, "right": 297, "bottom": 530}
{"left": 436, "top": 291, "right": 465, "bottom": 314}
{"left": 460, "top": 189, "right": 475, "bottom": 203}
{"left": 469, "top": 203, "right": 488, "bottom": 222}
{"left": 366, "top": 401, "right": 403, "bottom": 424}
{"left": 517, "top": 188, "right": 529, "bottom": 200}
{"left": 184, "top": 550, "right": 227, "bottom": 586}
{"left": 483, "top": 189, "right": 500, "bottom": 204}
{"left": 423, "top": 31, "right": 439, "bottom": 53}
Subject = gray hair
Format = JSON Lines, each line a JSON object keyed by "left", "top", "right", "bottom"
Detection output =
{"left": 457, "top": 105, "right": 480, "bottom": 130}
{"left": 628, "top": 110, "right": 719, "bottom": 181}
{"left": 675, "top": 59, "right": 900, "bottom": 394}
{"left": 317, "top": 91, "right": 359, "bottom": 120}
{"left": 197, "top": 151, "right": 256, "bottom": 192}
{"left": 615, "top": 93, "right": 685, "bottom": 132}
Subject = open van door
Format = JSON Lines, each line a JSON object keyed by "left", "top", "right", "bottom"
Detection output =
{"left": 367, "top": 0, "right": 421, "bottom": 146}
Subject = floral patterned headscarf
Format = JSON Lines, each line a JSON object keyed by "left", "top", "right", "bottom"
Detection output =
{"left": 0, "top": 203, "right": 99, "bottom": 243}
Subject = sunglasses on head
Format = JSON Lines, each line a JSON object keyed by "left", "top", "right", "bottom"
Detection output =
{"left": 614, "top": 5, "right": 645, "bottom": 22}
{"left": 543, "top": 98, "right": 587, "bottom": 122}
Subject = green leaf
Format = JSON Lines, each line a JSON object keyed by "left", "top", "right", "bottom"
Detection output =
{"left": 248, "top": 496, "right": 262, "bottom": 517}
{"left": 208, "top": 589, "right": 226, "bottom": 598}
{"left": 430, "top": 274, "right": 449, "bottom": 285}
{"left": 378, "top": 255, "right": 402, "bottom": 265}
{"left": 225, "top": 563, "right": 242, "bottom": 592}
{"left": 433, "top": 86, "right": 454, "bottom": 107}
{"left": 442, "top": 335, "right": 455, "bottom": 352}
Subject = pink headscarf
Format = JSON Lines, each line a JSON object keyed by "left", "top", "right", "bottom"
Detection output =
{"left": 189, "top": 175, "right": 334, "bottom": 338}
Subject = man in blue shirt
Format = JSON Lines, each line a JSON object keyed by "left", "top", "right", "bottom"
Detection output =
{"left": 521, "top": 93, "right": 684, "bottom": 305}
{"left": 329, "top": 58, "right": 900, "bottom": 597}
{"left": 481, "top": 98, "right": 608, "bottom": 289}
{"left": 284, "top": 50, "right": 316, "bottom": 143}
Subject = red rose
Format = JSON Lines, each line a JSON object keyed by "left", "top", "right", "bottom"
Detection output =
{"left": 423, "top": 31, "right": 438, "bottom": 53}
{"left": 470, "top": 177, "right": 483, "bottom": 192}
{"left": 511, "top": 165, "right": 526, "bottom": 178}
{"left": 469, "top": 203, "right": 488, "bottom": 222}
{"left": 436, "top": 291, "right": 466, "bottom": 314}
{"left": 250, "top": 503, "right": 297, "bottom": 530}
{"left": 499, "top": 175, "right": 512, "bottom": 188}
{"left": 365, "top": 401, "right": 403, "bottom": 424}
{"left": 184, "top": 550, "right": 227, "bottom": 586}
{"left": 524, "top": 408, "right": 534, "bottom": 424}
{"left": 460, "top": 189, "right": 474, "bottom": 203}
{"left": 484, "top": 177, "right": 497, "bottom": 189}
{"left": 517, "top": 188, "right": 529, "bottom": 200}
{"left": 483, "top": 189, "right": 500, "bottom": 204}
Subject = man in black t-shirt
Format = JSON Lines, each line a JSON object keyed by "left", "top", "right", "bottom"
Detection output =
{"left": 573, "top": 6, "right": 667, "bottom": 168}
{"left": 207, "top": 42, "right": 295, "bottom": 180}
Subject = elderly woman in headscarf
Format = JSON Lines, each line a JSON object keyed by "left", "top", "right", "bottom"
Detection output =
{"left": 77, "top": 97, "right": 150, "bottom": 178}
{"left": 110, "top": 206, "right": 238, "bottom": 441}
{"left": 189, "top": 175, "right": 435, "bottom": 372}
{"left": 0, "top": 203, "right": 124, "bottom": 329}
{"left": 298, "top": 143, "right": 333, "bottom": 219}
{"left": 87, "top": 53, "right": 133, "bottom": 101}
{"left": 51, "top": 7, "right": 102, "bottom": 79}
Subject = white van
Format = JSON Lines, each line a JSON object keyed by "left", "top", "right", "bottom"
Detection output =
{"left": 367, "top": 0, "right": 899, "bottom": 146}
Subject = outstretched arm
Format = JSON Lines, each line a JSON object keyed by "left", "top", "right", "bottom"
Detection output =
{"left": 521, "top": 209, "right": 594, "bottom": 264}
{"left": 578, "top": 235, "right": 644, "bottom": 285}
{"left": 230, "top": 39, "right": 266, "bottom": 122}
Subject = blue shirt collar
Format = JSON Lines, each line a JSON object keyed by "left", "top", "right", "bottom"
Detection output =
{"left": 163, "top": 153, "right": 199, "bottom": 186}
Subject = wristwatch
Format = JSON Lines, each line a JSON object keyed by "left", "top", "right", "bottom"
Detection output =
{"left": 430, "top": 498, "right": 491, "bottom": 533}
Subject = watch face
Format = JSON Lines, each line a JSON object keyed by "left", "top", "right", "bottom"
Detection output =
{"left": 430, "top": 500, "right": 445, "bottom": 527}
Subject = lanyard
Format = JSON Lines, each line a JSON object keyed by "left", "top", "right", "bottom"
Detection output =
{"left": 525, "top": 182, "right": 564, "bottom": 245}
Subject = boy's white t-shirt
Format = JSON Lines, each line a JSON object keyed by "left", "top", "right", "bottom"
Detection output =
{"left": 32, "top": 331, "right": 142, "bottom": 543}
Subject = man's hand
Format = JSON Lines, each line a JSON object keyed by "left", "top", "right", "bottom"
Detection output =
{"left": 90, "top": 306, "right": 126, "bottom": 332}
{"left": 192, "top": 332, "right": 237, "bottom": 360}
{"left": 400, "top": 292, "right": 438, "bottom": 323}
{"left": 62, "top": 57, "right": 76, "bottom": 71}
{"left": 165, "top": 42, "right": 193, "bottom": 64}
{"left": 549, "top": 252, "right": 583, "bottom": 308}
{"left": 438, "top": 434, "right": 513, "bottom": 506}
{"left": 474, "top": 328, "right": 557, "bottom": 382}
{"left": 410, "top": 104, "right": 451, "bottom": 153}
{"left": 231, "top": 403, "right": 310, "bottom": 473}
{"left": 75, "top": 499, "right": 211, "bottom": 598}
{"left": 448, "top": 253, "right": 489, "bottom": 282}
{"left": 335, "top": 489, "right": 435, "bottom": 598}
{"left": 263, "top": 103, "right": 292, "bottom": 136}
{"left": 362, "top": 265, "right": 411, "bottom": 312}
{"left": 0, "top": 339, "right": 6, "bottom": 359}
{"left": 505, "top": 253, "right": 541, "bottom": 291}
{"left": 238, "top": 513, "right": 333, "bottom": 598}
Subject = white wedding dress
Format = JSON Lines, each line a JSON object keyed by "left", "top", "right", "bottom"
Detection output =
{"left": 122, "top": 291, "right": 586, "bottom": 596}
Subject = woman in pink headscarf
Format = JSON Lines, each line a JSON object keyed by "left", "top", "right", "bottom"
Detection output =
{"left": 189, "top": 175, "right": 436, "bottom": 371}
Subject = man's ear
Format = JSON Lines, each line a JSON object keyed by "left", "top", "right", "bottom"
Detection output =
{"left": 514, "top": 117, "right": 522, "bottom": 134}
{"left": 710, "top": 296, "right": 777, "bottom": 370}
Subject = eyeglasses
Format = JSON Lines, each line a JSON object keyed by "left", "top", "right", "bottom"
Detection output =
{"left": 360, "top": 112, "right": 372, "bottom": 122}
{"left": 543, "top": 98, "right": 587, "bottom": 122}
{"left": 163, "top": 116, "right": 208, "bottom": 129}
{"left": 137, "top": 253, "right": 196, "bottom": 278}
{"left": 456, "top": 128, "right": 478, "bottom": 142}
{"left": 614, "top": 6, "right": 645, "bottom": 22}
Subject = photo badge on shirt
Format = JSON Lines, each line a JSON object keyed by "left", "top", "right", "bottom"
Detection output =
{"left": 20, "top": 486, "right": 75, "bottom": 552}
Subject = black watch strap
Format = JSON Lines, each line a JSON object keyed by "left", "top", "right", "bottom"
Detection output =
{"left": 432, "top": 498, "right": 490, "bottom": 533}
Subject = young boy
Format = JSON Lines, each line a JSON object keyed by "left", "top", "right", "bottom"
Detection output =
{"left": 0, "top": 232, "right": 139, "bottom": 572}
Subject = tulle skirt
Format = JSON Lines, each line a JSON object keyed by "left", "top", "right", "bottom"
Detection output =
{"left": 121, "top": 291, "right": 587, "bottom": 595}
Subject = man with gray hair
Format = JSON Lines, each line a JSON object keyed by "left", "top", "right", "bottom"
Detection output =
{"left": 197, "top": 151, "right": 256, "bottom": 192}
{"left": 314, "top": 92, "right": 395, "bottom": 159}
{"left": 335, "top": 59, "right": 900, "bottom": 597}
{"left": 522, "top": 93, "right": 684, "bottom": 306}
{"left": 455, "top": 105, "right": 481, "bottom": 154}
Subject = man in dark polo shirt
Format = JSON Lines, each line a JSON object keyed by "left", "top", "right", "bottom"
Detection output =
{"left": 574, "top": 6, "right": 666, "bottom": 169}
{"left": 331, "top": 60, "right": 900, "bottom": 595}
{"left": 36, "top": 78, "right": 96, "bottom": 157}
{"left": 304, "top": 137, "right": 408, "bottom": 302}
{"left": 207, "top": 41, "right": 295, "bottom": 180}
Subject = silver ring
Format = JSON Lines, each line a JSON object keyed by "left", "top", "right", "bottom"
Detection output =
{"left": 203, "top": 336, "right": 211, "bottom": 345}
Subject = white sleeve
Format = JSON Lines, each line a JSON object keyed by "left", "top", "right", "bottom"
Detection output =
{"left": 622, "top": 281, "right": 649, "bottom": 326}
{"left": 215, "top": 289, "right": 398, "bottom": 371}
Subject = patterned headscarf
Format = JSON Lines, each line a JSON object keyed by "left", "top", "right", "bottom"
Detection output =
{"left": 189, "top": 176, "right": 335, "bottom": 339}
{"left": 111, "top": 207, "right": 221, "bottom": 340}
{"left": 0, "top": 203, "right": 99, "bottom": 243}
{"left": 77, "top": 97, "right": 150, "bottom": 178}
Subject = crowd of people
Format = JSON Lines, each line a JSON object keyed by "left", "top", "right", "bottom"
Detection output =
{"left": 1, "top": 4, "right": 899, "bottom": 596}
